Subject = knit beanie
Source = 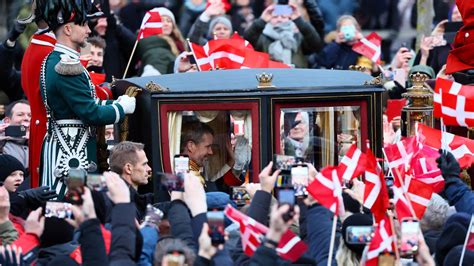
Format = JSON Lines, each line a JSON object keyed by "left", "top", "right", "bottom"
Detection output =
{"left": 156, "top": 7, "right": 176, "bottom": 25}
{"left": 341, "top": 213, "right": 374, "bottom": 256}
{"left": 208, "top": 16, "right": 233, "bottom": 38}
{"left": 0, "top": 154, "right": 25, "bottom": 182}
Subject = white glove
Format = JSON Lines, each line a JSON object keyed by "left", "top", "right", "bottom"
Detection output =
{"left": 116, "top": 95, "right": 136, "bottom": 114}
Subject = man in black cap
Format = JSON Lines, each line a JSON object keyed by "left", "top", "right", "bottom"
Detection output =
{"left": 39, "top": 0, "right": 136, "bottom": 197}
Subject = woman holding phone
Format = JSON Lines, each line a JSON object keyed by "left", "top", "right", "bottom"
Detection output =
{"left": 243, "top": 3, "right": 323, "bottom": 68}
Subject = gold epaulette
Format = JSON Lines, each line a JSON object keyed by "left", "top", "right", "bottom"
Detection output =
{"left": 55, "top": 54, "right": 83, "bottom": 76}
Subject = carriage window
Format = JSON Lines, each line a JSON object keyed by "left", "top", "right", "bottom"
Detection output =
{"left": 167, "top": 110, "right": 253, "bottom": 182}
{"left": 279, "top": 106, "right": 361, "bottom": 169}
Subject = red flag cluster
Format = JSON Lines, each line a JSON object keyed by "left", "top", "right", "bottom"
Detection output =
{"left": 224, "top": 205, "right": 307, "bottom": 262}
{"left": 189, "top": 33, "right": 291, "bottom": 71}
{"left": 434, "top": 78, "right": 474, "bottom": 128}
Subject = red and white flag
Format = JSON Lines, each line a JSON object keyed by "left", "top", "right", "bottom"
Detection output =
{"left": 224, "top": 205, "right": 308, "bottom": 262}
{"left": 383, "top": 136, "right": 420, "bottom": 176}
{"left": 307, "top": 166, "right": 345, "bottom": 216}
{"left": 392, "top": 173, "right": 433, "bottom": 220}
{"left": 241, "top": 50, "right": 270, "bottom": 69}
{"left": 188, "top": 42, "right": 213, "bottom": 71}
{"left": 365, "top": 215, "right": 396, "bottom": 266}
{"left": 363, "top": 148, "right": 389, "bottom": 223}
{"left": 231, "top": 32, "right": 253, "bottom": 50}
{"left": 417, "top": 124, "right": 474, "bottom": 168}
{"left": 409, "top": 146, "right": 444, "bottom": 193}
{"left": 434, "top": 78, "right": 474, "bottom": 128}
{"left": 137, "top": 8, "right": 163, "bottom": 40}
{"left": 352, "top": 32, "right": 382, "bottom": 63}
{"left": 404, "top": 176, "right": 434, "bottom": 219}
{"left": 337, "top": 144, "right": 366, "bottom": 181}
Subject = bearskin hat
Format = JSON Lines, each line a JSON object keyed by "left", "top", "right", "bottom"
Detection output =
{"left": 41, "top": 0, "right": 94, "bottom": 31}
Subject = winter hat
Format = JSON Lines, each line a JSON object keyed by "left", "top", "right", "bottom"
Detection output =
{"left": 444, "top": 245, "right": 474, "bottom": 266}
{"left": 156, "top": 7, "right": 176, "bottom": 25}
{"left": 341, "top": 213, "right": 374, "bottom": 256}
{"left": 208, "top": 16, "right": 233, "bottom": 38}
{"left": 0, "top": 154, "right": 25, "bottom": 182}
{"left": 435, "top": 212, "right": 471, "bottom": 265}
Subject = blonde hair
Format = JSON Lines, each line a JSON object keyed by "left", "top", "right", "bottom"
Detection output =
{"left": 335, "top": 239, "right": 360, "bottom": 266}
{"left": 336, "top": 15, "right": 361, "bottom": 32}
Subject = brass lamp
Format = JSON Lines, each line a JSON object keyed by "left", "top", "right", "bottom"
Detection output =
{"left": 401, "top": 72, "right": 434, "bottom": 136}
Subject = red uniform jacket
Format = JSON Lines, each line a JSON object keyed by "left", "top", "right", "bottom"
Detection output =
{"left": 21, "top": 32, "right": 56, "bottom": 188}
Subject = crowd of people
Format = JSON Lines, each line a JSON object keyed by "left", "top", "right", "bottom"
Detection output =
{"left": 0, "top": 0, "right": 473, "bottom": 265}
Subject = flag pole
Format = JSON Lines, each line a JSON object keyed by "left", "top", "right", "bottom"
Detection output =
{"left": 460, "top": 214, "right": 474, "bottom": 266}
{"left": 381, "top": 148, "right": 418, "bottom": 219}
{"left": 186, "top": 39, "right": 201, "bottom": 72}
{"left": 327, "top": 214, "right": 338, "bottom": 266}
{"left": 122, "top": 39, "right": 139, "bottom": 79}
{"left": 387, "top": 212, "right": 400, "bottom": 261}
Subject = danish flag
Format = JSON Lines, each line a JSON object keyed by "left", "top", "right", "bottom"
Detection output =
{"left": 231, "top": 32, "right": 253, "bottom": 49}
{"left": 434, "top": 78, "right": 474, "bottom": 128}
{"left": 189, "top": 39, "right": 246, "bottom": 70}
{"left": 383, "top": 136, "right": 420, "bottom": 178}
{"left": 137, "top": 8, "right": 163, "bottom": 40}
{"left": 223, "top": 205, "right": 307, "bottom": 262}
{"left": 392, "top": 173, "right": 433, "bottom": 220}
{"left": 307, "top": 166, "right": 345, "bottom": 216}
{"left": 409, "top": 146, "right": 444, "bottom": 193}
{"left": 365, "top": 216, "right": 396, "bottom": 266}
{"left": 417, "top": 124, "right": 474, "bottom": 168}
{"left": 337, "top": 144, "right": 366, "bottom": 181}
{"left": 352, "top": 32, "right": 382, "bottom": 63}
{"left": 363, "top": 148, "right": 389, "bottom": 223}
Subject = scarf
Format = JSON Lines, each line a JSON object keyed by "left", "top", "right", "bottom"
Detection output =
{"left": 262, "top": 21, "right": 300, "bottom": 65}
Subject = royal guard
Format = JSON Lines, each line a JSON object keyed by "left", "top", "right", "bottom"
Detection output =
{"left": 39, "top": 0, "right": 136, "bottom": 197}
{"left": 444, "top": 0, "right": 474, "bottom": 186}
{"left": 21, "top": 0, "right": 56, "bottom": 188}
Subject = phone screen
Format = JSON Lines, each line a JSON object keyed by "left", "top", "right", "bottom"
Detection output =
{"left": 291, "top": 164, "right": 308, "bottom": 196}
{"left": 174, "top": 155, "right": 189, "bottom": 175}
{"left": 86, "top": 174, "right": 107, "bottom": 191}
{"left": 345, "top": 225, "right": 375, "bottom": 244}
{"left": 45, "top": 202, "right": 73, "bottom": 219}
{"left": 400, "top": 219, "right": 420, "bottom": 257}
{"left": 231, "top": 186, "right": 250, "bottom": 206}
{"left": 273, "top": 154, "right": 296, "bottom": 171}
{"left": 278, "top": 189, "right": 295, "bottom": 206}
{"left": 273, "top": 4, "right": 292, "bottom": 16}
{"left": 207, "top": 211, "right": 225, "bottom": 246}
{"left": 161, "top": 173, "right": 185, "bottom": 192}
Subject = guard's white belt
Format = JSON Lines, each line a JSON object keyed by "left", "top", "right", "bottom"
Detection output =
{"left": 56, "top": 119, "right": 84, "bottom": 125}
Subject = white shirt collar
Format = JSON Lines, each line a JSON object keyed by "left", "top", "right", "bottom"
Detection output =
{"left": 54, "top": 43, "right": 80, "bottom": 60}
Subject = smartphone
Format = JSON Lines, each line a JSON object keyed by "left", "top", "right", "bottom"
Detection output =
{"left": 207, "top": 211, "right": 225, "bottom": 246}
{"left": 291, "top": 164, "right": 308, "bottom": 196}
{"left": 142, "top": 204, "right": 164, "bottom": 226}
{"left": 378, "top": 252, "right": 395, "bottom": 266}
{"left": 400, "top": 218, "right": 420, "bottom": 257}
{"left": 273, "top": 154, "right": 296, "bottom": 171}
{"left": 231, "top": 186, "right": 250, "bottom": 206}
{"left": 187, "top": 52, "right": 197, "bottom": 65}
{"left": 278, "top": 188, "right": 295, "bottom": 222}
{"left": 4, "top": 125, "right": 26, "bottom": 138}
{"left": 65, "top": 168, "right": 86, "bottom": 205}
{"left": 163, "top": 252, "right": 186, "bottom": 266}
{"left": 345, "top": 225, "right": 375, "bottom": 244}
{"left": 174, "top": 155, "right": 189, "bottom": 175}
{"left": 445, "top": 21, "right": 463, "bottom": 43}
{"left": 86, "top": 174, "right": 107, "bottom": 192}
{"left": 45, "top": 201, "right": 73, "bottom": 219}
{"left": 273, "top": 4, "right": 292, "bottom": 16}
{"left": 160, "top": 173, "right": 185, "bottom": 192}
